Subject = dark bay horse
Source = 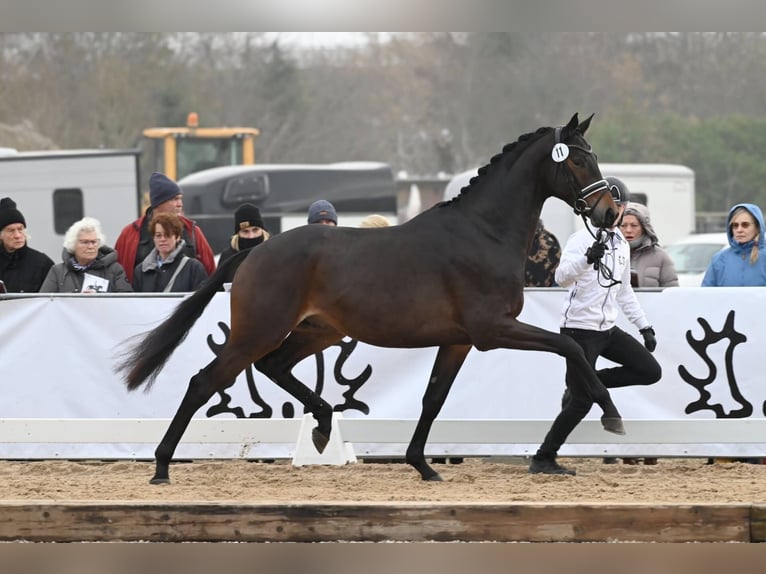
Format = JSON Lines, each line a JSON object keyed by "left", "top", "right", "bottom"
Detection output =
{"left": 117, "top": 113, "right": 622, "bottom": 484}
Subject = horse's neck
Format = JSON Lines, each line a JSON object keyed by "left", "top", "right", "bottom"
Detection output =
{"left": 460, "top": 155, "right": 547, "bottom": 245}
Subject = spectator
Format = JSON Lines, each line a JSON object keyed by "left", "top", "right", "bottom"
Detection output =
{"left": 115, "top": 171, "right": 215, "bottom": 283}
{"left": 701, "top": 203, "right": 766, "bottom": 465}
{"left": 218, "top": 203, "right": 270, "bottom": 267}
{"left": 132, "top": 212, "right": 208, "bottom": 293}
{"left": 359, "top": 214, "right": 392, "bottom": 228}
{"left": 0, "top": 197, "right": 54, "bottom": 292}
{"left": 525, "top": 219, "right": 561, "bottom": 287}
{"left": 40, "top": 217, "right": 132, "bottom": 293}
{"left": 307, "top": 200, "right": 338, "bottom": 226}
{"left": 528, "top": 176, "right": 662, "bottom": 475}
{"left": 702, "top": 203, "right": 766, "bottom": 286}
{"left": 621, "top": 202, "right": 679, "bottom": 289}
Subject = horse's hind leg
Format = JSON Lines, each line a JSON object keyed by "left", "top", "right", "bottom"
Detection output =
{"left": 255, "top": 323, "right": 344, "bottom": 453}
{"left": 406, "top": 344, "right": 472, "bottom": 481}
{"left": 152, "top": 350, "right": 252, "bottom": 484}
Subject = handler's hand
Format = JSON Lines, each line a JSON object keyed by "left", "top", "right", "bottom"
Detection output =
{"left": 640, "top": 326, "right": 657, "bottom": 352}
{"left": 585, "top": 240, "right": 606, "bottom": 268}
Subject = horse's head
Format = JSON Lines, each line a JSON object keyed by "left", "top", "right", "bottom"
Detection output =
{"left": 545, "top": 113, "right": 617, "bottom": 228}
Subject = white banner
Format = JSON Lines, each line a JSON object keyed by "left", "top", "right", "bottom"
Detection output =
{"left": 1, "top": 288, "right": 764, "bottom": 458}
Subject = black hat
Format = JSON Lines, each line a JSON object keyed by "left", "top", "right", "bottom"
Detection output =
{"left": 234, "top": 203, "right": 264, "bottom": 232}
{"left": 606, "top": 176, "right": 631, "bottom": 205}
{"left": 0, "top": 197, "right": 25, "bottom": 231}
{"left": 149, "top": 172, "right": 182, "bottom": 209}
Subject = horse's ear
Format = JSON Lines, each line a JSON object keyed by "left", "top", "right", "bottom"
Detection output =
{"left": 577, "top": 113, "right": 594, "bottom": 135}
{"left": 565, "top": 113, "right": 579, "bottom": 132}
{"left": 559, "top": 113, "right": 579, "bottom": 140}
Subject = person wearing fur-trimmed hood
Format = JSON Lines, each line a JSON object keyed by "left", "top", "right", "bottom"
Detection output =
{"left": 620, "top": 202, "right": 678, "bottom": 288}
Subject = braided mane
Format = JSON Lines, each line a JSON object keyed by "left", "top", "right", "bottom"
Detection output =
{"left": 446, "top": 126, "right": 551, "bottom": 203}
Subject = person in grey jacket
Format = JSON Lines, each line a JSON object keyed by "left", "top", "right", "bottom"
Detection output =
{"left": 620, "top": 202, "right": 679, "bottom": 288}
{"left": 40, "top": 217, "right": 132, "bottom": 293}
{"left": 132, "top": 212, "right": 208, "bottom": 293}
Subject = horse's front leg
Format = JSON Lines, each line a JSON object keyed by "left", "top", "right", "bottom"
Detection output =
{"left": 406, "top": 344, "right": 472, "bottom": 481}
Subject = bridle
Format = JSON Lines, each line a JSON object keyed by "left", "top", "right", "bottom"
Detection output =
{"left": 553, "top": 126, "right": 621, "bottom": 287}
{"left": 552, "top": 126, "right": 611, "bottom": 224}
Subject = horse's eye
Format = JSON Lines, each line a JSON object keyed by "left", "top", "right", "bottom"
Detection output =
{"left": 570, "top": 153, "right": 585, "bottom": 167}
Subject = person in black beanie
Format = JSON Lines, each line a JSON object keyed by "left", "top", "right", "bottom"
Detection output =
{"left": 0, "top": 197, "right": 54, "bottom": 292}
{"left": 218, "top": 203, "right": 270, "bottom": 269}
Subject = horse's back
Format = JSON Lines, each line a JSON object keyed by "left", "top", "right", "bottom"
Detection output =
{"left": 229, "top": 221, "right": 472, "bottom": 347}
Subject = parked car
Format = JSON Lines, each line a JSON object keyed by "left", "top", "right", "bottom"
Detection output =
{"left": 664, "top": 233, "right": 728, "bottom": 287}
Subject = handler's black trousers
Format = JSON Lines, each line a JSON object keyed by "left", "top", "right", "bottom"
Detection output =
{"left": 535, "top": 326, "right": 662, "bottom": 461}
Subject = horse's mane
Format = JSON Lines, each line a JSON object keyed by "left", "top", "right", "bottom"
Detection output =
{"left": 444, "top": 126, "right": 551, "bottom": 204}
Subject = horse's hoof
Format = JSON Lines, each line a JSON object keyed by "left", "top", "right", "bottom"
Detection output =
{"left": 601, "top": 416, "right": 626, "bottom": 435}
{"left": 149, "top": 476, "right": 170, "bottom": 485}
{"left": 422, "top": 472, "right": 443, "bottom": 482}
{"left": 312, "top": 427, "right": 329, "bottom": 453}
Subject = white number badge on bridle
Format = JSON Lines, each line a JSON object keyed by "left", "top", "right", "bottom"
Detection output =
{"left": 552, "top": 142, "right": 569, "bottom": 162}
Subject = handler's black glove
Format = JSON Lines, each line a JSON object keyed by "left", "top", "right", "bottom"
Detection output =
{"left": 585, "top": 240, "right": 606, "bottom": 268}
{"left": 640, "top": 326, "right": 657, "bottom": 352}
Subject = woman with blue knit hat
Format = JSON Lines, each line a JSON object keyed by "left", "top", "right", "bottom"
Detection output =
{"left": 114, "top": 171, "right": 216, "bottom": 283}
{"left": 307, "top": 200, "right": 338, "bottom": 226}
{"left": 0, "top": 197, "right": 54, "bottom": 292}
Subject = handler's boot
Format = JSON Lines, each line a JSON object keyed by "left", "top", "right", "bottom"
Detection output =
{"left": 529, "top": 455, "right": 576, "bottom": 476}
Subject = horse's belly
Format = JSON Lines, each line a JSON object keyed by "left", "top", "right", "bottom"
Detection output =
{"left": 344, "top": 319, "right": 470, "bottom": 349}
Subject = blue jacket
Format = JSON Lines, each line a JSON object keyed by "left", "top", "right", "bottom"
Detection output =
{"left": 702, "top": 203, "right": 766, "bottom": 286}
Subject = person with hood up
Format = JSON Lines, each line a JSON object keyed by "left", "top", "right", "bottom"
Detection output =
{"left": 620, "top": 202, "right": 679, "bottom": 288}
{"left": 702, "top": 203, "right": 766, "bottom": 287}
{"left": 40, "top": 217, "right": 132, "bottom": 293}
{"left": 0, "top": 197, "right": 54, "bottom": 292}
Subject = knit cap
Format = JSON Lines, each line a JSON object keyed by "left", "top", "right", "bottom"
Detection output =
{"left": 234, "top": 203, "right": 264, "bottom": 232}
{"left": 307, "top": 200, "right": 338, "bottom": 224}
{"left": 0, "top": 197, "right": 25, "bottom": 231}
{"left": 149, "top": 172, "right": 182, "bottom": 209}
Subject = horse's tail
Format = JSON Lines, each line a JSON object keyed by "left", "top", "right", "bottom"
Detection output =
{"left": 115, "top": 248, "right": 252, "bottom": 391}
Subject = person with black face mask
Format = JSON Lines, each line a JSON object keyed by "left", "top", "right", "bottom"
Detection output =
{"left": 218, "top": 203, "right": 269, "bottom": 270}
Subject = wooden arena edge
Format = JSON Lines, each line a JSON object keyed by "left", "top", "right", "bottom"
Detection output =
{"left": 0, "top": 502, "right": 760, "bottom": 543}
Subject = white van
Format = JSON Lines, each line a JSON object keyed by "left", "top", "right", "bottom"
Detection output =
{"left": 665, "top": 232, "right": 728, "bottom": 287}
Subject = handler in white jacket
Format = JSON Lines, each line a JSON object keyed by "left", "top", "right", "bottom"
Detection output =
{"left": 529, "top": 177, "right": 662, "bottom": 476}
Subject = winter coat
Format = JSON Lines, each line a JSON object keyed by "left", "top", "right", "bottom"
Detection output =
{"left": 623, "top": 203, "right": 679, "bottom": 288}
{"left": 114, "top": 207, "right": 215, "bottom": 283}
{"left": 525, "top": 220, "right": 561, "bottom": 287}
{"left": 40, "top": 246, "right": 133, "bottom": 293}
{"left": 0, "top": 244, "right": 54, "bottom": 293}
{"left": 702, "top": 203, "right": 766, "bottom": 286}
{"left": 132, "top": 239, "right": 208, "bottom": 293}
{"left": 556, "top": 227, "right": 650, "bottom": 332}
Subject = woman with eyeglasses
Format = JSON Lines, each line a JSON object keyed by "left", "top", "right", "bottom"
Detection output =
{"left": 702, "top": 203, "right": 766, "bottom": 286}
{"left": 132, "top": 212, "right": 208, "bottom": 293}
{"left": 40, "top": 216, "right": 132, "bottom": 293}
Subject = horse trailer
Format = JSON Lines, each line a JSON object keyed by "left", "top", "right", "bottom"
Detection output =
{"left": 0, "top": 148, "right": 142, "bottom": 258}
{"left": 177, "top": 162, "right": 398, "bottom": 254}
